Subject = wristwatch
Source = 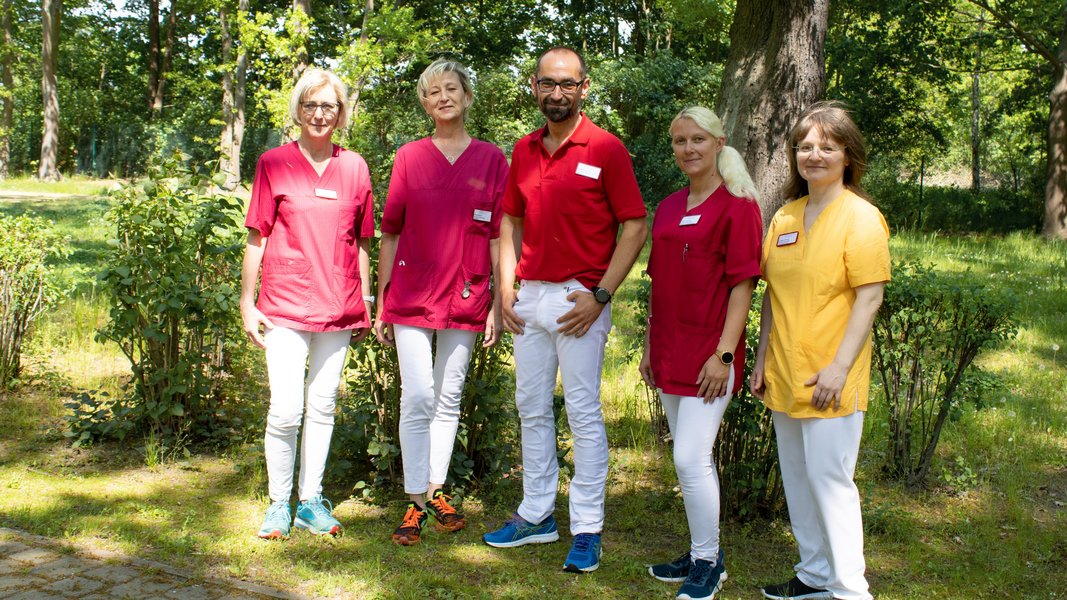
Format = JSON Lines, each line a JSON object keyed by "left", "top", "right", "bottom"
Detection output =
{"left": 715, "top": 349, "right": 734, "bottom": 365}
{"left": 590, "top": 286, "right": 612, "bottom": 304}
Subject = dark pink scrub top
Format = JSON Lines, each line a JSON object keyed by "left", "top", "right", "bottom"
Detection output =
{"left": 245, "top": 142, "right": 376, "bottom": 332}
{"left": 380, "top": 137, "right": 509, "bottom": 332}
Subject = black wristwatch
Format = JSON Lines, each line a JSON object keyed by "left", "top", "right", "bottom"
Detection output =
{"left": 715, "top": 349, "right": 735, "bottom": 365}
{"left": 590, "top": 286, "right": 612, "bottom": 304}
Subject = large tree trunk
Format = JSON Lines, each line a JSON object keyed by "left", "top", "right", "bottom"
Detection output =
{"left": 0, "top": 0, "right": 13, "bottom": 179}
{"left": 231, "top": 0, "right": 247, "bottom": 188}
{"left": 1044, "top": 8, "right": 1067, "bottom": 240}
{"left": 716, "top": 0, "right": 829, "bottom": 225}
{"left": 38, "top": 0, "right": 60, "bottom": 182}
{"left": 292, "top": 0, "right": 310, "bottom": 81}
{"left": 219, "top": 3, "right": 234, "bottom": 182}
{"left": 218, "top": 0, "right": 248, "bottom": 190}
{"left": 147, "top": 0, "right": 176, "bottom": 117}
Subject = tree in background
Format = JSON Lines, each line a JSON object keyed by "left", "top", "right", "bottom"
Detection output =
{"left": 37, "top": 0, "right": 58, "bottom": 181}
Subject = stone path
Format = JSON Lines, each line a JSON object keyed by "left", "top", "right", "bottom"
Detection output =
{"left": 0, "top": 527, "right": 307, "bottom": 600}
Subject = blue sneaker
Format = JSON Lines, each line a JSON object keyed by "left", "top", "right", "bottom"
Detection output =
{"left": 257, "top": 500, "right": 292, "bottom": 540}
{"left": 294, "top": 495, "right": 343, "bottom": 536}
{"left": 562, "top": 532, "right": 602, "bottom": 573}
{"left": 482, "top": 513, "right": 559, "bottom": 548}
{"left": 649, "top": 550, "right": 691, "bottom": 582}
{"left": 676, "top": 550, "right": 727, "bottom": 600}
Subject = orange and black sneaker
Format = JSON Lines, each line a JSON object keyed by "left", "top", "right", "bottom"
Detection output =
{"left": 391, "top": 502, "right": 427, "bottom": 546}
{"left": 426, "top": 490, "right": 466, "bottom": 533}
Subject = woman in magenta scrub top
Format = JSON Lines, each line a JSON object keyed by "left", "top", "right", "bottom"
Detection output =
{"left": 640, "top": 106, "right": 762, "bottom": 600}
{"left": 373, "top": 58, "right": 509, "bottom": 546}
{"left": 241, "top": 68, "right": 375, "bottom": 540}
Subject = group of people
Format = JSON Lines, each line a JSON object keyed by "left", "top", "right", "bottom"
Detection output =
{"left": 239, "top": 45, "right": 890, "bottom": 600}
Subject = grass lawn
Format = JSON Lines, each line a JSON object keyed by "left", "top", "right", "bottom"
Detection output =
{"left": 1, "top": 187, "right": 1064, "bottom": 599}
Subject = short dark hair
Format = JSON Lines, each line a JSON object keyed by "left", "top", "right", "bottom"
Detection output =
{"left": 535, "top": 46, "right": 587, "bottom": 80}
{"left": 782, "top": 100, "right": 870, "bottom": 202}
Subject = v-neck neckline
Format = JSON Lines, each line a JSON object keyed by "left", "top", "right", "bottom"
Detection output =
{"left": 428, "top": 136, "right": 472, "bottom": 168}
{"left": 292, "top": 141, "right": 337, "bottom": 184}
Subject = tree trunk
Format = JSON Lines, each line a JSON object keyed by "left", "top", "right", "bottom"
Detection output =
{"left": 971, "top": 16, "right": 984, "bottom": 193}
{"left": 346, "top": 0, "right": 372, "bottom": 124}
{"left": 218, "top": 0, "right": 247, "bottom": 190}
{"left": 147, "top": 0, "right": 176, "bottom": 117}
{"left": 716, "top": 0, "right": 829, "bottom": 225}
{"left": 1044, "top": 7, "right": 1067, "bottom": 239}
{"left": 230, "top": 0, "right": 248, "bottom": 189}
{"left": 0, "top": 0, "right": 13, "bottom": 179}
{"left": 292, "top": 0, "right": 310, "bottom": 81}
{"left": 38, "top": 0, "right": 60, "bottom": 182}
{"left": 219, "top": 3, "right": 234, "bottom": 183}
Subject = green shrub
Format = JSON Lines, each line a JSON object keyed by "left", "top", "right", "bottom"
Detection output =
{"left": 872, "top": 262, "right": 1017, "bottom": 487}
{"left": 0, "top": 214, "right": 70, "bottom": 387}
{"left": 94, "top": 152, "right": 249, "bottom": 442}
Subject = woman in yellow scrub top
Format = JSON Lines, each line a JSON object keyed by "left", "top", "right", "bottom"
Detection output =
{"left": 750, "top": 101, "right": 889, "bottom": 600}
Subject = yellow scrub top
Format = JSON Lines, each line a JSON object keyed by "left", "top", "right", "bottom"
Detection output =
{"left": 761, "top": 190, "right": 891, "bottom": 418}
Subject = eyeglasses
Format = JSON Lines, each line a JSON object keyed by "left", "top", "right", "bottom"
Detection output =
{"left": 794, "top": 144, "right": 842, "bottom": 157}
{"left": 535, "top": 78, "right": 585, "bottom": 94}
{"left": 301, "top": 102, "right": 340, "bottom": 117}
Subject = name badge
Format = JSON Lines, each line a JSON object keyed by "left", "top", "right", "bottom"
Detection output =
{"left": 777, "top": 231, "right": 799, "bottom": 246}
{"left": 679, "top": 214, "right": 701, "bottom": 226}
{"left": 473, "top": 209, "right": 492, "bottom": 223}
{"left": 575, "top": 162, "right": 601, "bottom": 180}
{"left": 315, "top": 188, "right": 338, "bottom": 199}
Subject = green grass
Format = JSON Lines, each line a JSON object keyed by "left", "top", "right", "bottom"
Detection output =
{"left": 1, "top": 190, "right": 1065, "bottom": 598}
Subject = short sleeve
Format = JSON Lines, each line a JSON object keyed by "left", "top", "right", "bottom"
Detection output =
{"left": 358, "top": 159, "right": 376, "bottom": 238}
{"left": 489, "top": 149, "right": 509, "bottom": 239}
{"left": 601, "top": 141, "right": 646, "bottom": 222}
{"left": 244, "top": 154, "right": 277, "bottom": 236}
{"left": 844, "top": 203, "right": 891, "bottom": 288}
{"left": 761, "top": 207, "right": 784, "bottom": 276}
{"left": 502, "top": 141, "right": 525, "bottom": 218}
{"left": 723, "top": 199, "right": 763, "bottom": 288}
{"left": 380, "top": 148, "right": 408, "bottom": 235}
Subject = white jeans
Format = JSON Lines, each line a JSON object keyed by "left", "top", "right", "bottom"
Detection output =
{"left": 773, "top": 410, "right": 871, "bottom": 600}
{"left": 395, "top": 324, "right": 478, "bottom": 495}
{"left": 263, "top": 326, "right": 351, "bottom": 503}
{"left": 660, "top": 364, "right": 734, "bottom": 562}
{"left": 513, "top": 280, "right": 613, "bottom": 535}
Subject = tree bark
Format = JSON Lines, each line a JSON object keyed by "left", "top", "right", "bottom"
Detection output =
{"left": 148, "top": 0, "right": 176, "bottom": 117}
{"left": 1044, "top": 7, "right": 1067, "bottom": 239}
{"left": 0, "top": 0, "right": 13, "bottom": 179}
{"left": 230, "top": 0, "right": 247, "bottom": 189}
{"left": 716, "top": 0, "right": 829, "bottom": 225}
{"left": 219, "top": 0, "right": 247, "bottom": 189}
{"left": 38, "top": 0, "right": 60, "bottom": 182}
{"left": 292, "top": 0, "right": 310, "bottom": 82}
{"left": 971, "top": 16, "right": 984, "bottom": 193}
{"left": 346, "top": 0, "right": 372, "bottom": 124}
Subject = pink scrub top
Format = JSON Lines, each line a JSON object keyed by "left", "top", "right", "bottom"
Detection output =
{"left": 245, "top": 142, "right": 376, "bottom": 332}
{"left": 380, "top": 137, "right": 509, "bottom": 332}
{"left": 647, "top": 186, "right": 762, "bottom": 396}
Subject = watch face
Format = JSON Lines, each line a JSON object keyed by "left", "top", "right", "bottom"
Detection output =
{"left": 593, "top": 288, "right": 611, "bottom": 303}
{"left": 720, "top": 351, "right": 734, "bottom": 364}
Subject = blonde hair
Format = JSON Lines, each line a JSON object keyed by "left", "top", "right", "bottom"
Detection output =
{"left": 417, "top": 58, "right": 473, "bottom": 118}
{"left": 671, "top": 106, "right": 758, "bottom": 201}
{"left": 289, "top": 68, "right": 350, "bottom": 129}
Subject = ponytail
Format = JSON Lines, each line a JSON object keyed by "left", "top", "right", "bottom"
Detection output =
{"left": 671, "top": 106, "right": 758, "bottom": 202}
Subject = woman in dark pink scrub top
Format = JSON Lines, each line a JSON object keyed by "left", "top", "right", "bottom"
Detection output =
{"left": 373, "top": 58, "right": 509, "bottom": 546}
{"left": 240, "top": 68, "right": 375, "bottom": 541}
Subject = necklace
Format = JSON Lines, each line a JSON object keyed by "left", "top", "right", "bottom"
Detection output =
{"left": 432, "top": 133, "right": 471, "bottom": 165}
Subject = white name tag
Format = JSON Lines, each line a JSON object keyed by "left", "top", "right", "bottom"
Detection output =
{"left": 315, "top": 188, "right": 338, "bottom": 199}
{"left": 679, "top": 214, "right": 701, "bottom": 226}
{"left": 473, "top": 209, "right": 492, "bottom": 223}
{"left": 777, "top": 231, "right": 799, "bottom": 246}
{"left": 575, "top": 162, "right": 601, "bottom": 179}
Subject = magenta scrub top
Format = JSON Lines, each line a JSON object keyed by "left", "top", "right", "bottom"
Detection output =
{"left": 245, "top": 142, "right": 376, "bottom": 332}
{"left": 380, "top": 137, "right": 509, "bottom": 332}
{"left": 647, "top": 186, "right": 763, "bottom": 396}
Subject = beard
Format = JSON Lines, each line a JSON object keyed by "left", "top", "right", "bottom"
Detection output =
{"left": 540, "top": 97, "right": 580, "bottom": 123}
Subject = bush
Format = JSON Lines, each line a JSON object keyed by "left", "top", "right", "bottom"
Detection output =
{"left": 94, "top": 152, "right": 249, "bottom": 443}
{"left": 0, "top": 214, "right": 69, "bottom": 387}
{"left": 872, "top": 262, "right": 1017, "bottom": 487}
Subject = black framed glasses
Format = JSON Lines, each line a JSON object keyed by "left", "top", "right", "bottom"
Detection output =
{"left": 301, "top": 102, "right": 340, "bottom": 117}
{"left": 534, "top": 78, "right": 585, "bottom": 94}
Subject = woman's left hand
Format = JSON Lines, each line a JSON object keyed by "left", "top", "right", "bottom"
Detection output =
{"left": 483, "top": 306, "right": 502, "bottom": 347}
{"left": 804, "top": 361, "right": 848, "bottom": 410}
{"left": 350, "top": 327, "right": 371, "bottom": 344}
{"left": 696, "top": 356, "right": 730, "bottom": 402}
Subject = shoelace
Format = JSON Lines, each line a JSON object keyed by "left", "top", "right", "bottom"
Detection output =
{"left": 399, "top": 505, "right": 424, "bottom": 529}
{"left": 572, "top": 533, "right": 596, "bottom": 552}
{"left": 686, "top": 560, "right": 713, "bottom": 585}
{"left": 266, "top": 501, "right": 288, "bottom": 521}
{"left": 306, "top": 497, "right": 334, "bottom": 519}
{"left": 429, "top": 493, "right": 457, "bottom": 515}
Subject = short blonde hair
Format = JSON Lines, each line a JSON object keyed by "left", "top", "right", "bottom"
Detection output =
{"left": 289, "top": 68, "right": 350, "bottom": 129}
{"left": 417, "top": 59, "right": 473, "bottom": 118}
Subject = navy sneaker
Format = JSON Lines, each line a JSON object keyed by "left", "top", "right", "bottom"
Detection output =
{"left": 562, "top": 532, "right": 602, "bottom": 573}
{"left": 294, "top": 495, "right": 343, "bottom": 536}
{"left": 676, "top": 553, "right": 727, "bottom": 600}
{"left": 649, "top": 550, "right": 691, "bottom": 582}
{"left": 256, "top": 500, "right": 292, "bottom": 540}
{"left": 761, "top": 576, "right": 834, "bottom": 600}
{"left": 483, "top": 514, "right": 559, "bottom": 548}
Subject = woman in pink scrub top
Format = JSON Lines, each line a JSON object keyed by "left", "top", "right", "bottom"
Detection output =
{"left": 374, "top": 58, "right": 508, "bottom": 546}
{"left": 640, "top": 106, "right": 762, "bottom": 599}
{"left": 241, "top": 68, "right": 375, "bottom": 541}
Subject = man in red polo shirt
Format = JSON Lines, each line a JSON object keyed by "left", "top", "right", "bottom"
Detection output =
{"left": 481, "top": 47, "right": 647, "bottom": 574}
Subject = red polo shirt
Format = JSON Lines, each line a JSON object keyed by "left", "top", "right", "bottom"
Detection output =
{"left": 502, "top": 114, "right": 646, "bottom": 288}
{"left": 380, "top": 137, "right": 509, "bottom": 331}
{"left": 245, "top": 142, "right": 376, "bottom": 332}
{"left": 647, "top": 186, "right": 762, "bottom": 395}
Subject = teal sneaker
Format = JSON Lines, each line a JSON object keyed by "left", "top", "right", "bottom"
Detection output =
{"left": 562, "top": 532, "right": 602, "bottom": 573}
{"left": 257, "top": 500, "right": 292, "bottom": 540}
{"left": 294, "top": 495, "right": 343, "bottom": 537}
{"left": 676, "top": 551, "right": 727, "bottom": 600}
{"left": 649, "top": 550, "right": 691, "bottom": 582}
{"left": 482, "top": 513, "right": 559, "bottom": 548}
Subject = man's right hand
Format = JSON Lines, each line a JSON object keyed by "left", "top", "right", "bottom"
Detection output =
{"left": 501, "top": 288, "right": 525, "bottom": 335}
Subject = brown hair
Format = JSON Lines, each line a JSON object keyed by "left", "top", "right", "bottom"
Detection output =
{"left": 781, "top": 100, "right": 869, "bottom": 201}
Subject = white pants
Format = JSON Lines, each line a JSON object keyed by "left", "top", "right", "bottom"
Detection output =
{"left": 513, "top": 280, "right": 613, "bottom": 535}
{"left": 395, "top": 324, "right": 478, "bottom": 495}
{"left": 660, "top": 364, "right": 734, "bottom": 562}
{"left": 263, "top": 326, "right": 351, "bottom": 503}
{"left": 773, "top": 410, "right": 871, "bottom": 600}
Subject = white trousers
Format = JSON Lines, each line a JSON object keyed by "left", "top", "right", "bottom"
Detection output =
{"left": 513, "top": 280, "right": 613, "bottom": 535}
{"left": 263, "top": 326, "right": 351, "bottom": 503}
{"left": 773, "top": 410, "right": 871, "bottom": 600}
{"left": 395, "top": 324, "right": 478, "bottom": 495}
{"left": 660, "top": 364, "right": 734, "bottom": 562}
